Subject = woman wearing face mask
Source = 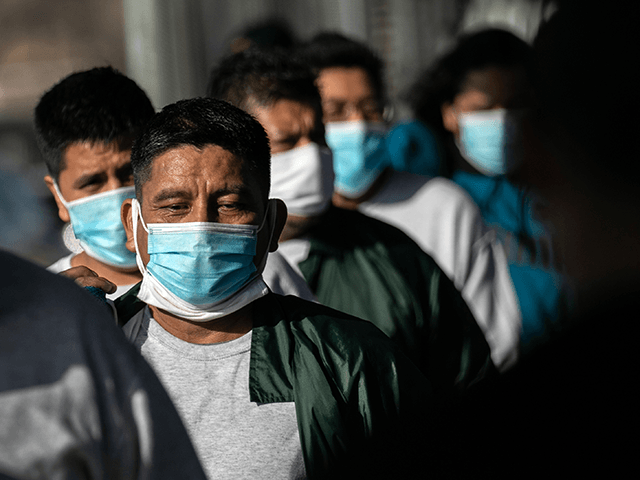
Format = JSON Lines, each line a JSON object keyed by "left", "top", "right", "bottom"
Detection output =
{"left": 408, "top": 28, "right": 571, "bottom": 354}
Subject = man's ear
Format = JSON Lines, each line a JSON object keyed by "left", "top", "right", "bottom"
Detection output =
{"left": 441, "top": 102, "right": 459, "bottom": 137}
{"left": 44, "top": 175, "right": 70, "bottom": 223}
{"left": 269, "top": 199, "right": 288, "bottom": 252}
{"left": 121, "top": 198, "right": 136, "bottom": 253}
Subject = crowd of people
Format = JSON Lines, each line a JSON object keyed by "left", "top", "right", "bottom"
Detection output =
{"left": 1, "top": 1, "right": 637, "bottom": 478}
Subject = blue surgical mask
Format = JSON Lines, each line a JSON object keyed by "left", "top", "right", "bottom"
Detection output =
{"left": 134, "top": 199, "right": 272, "bottom": 306}
{"left": 325, "top": 121, "right": 391, "bottom": 198}
{"left": 457, "top": 109, "right": 511, "bottom": 176}
{"left": 55, "top": 184, "right": 137, "bottom": 268}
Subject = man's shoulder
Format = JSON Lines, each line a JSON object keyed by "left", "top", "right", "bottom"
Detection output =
{"left": 368, "top": 171, "right": 479, "bottom": 213}
{"left": 314, "top": 205, "right": 427, "bottom": 252}
{"left": 253, "top": 293, "right": 405, "bottom": 353}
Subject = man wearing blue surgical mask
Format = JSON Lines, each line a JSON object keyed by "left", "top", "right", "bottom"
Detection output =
{"left": 35, "top": 67, "right": 153, "bottom": 299}
{"left": 117, "top": 97, "right": 434, "bottom": 479}
{"left": 410, "top": 29, "right": 571, "bottom": 352}
{"left": 301, "top": 33, "right": 523, "bottom": 370}
{"left": 35, "top": 67, "right": 313, "bottom": 304}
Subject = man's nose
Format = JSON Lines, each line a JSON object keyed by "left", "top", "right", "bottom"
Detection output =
{"left": 192, "top": 201, "right": 218, "bottom": 223}
{"left": 345, "top": 109, "right": 366, "bottom": 122}
{"left": 105, "top": 177, "right": 132, "bottom": 191}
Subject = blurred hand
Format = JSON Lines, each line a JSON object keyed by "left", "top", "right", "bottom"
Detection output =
{"left": 59, "top": 266, "right": 117, "bottom": 295}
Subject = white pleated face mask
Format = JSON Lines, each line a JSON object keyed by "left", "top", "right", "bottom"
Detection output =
{"left": 270, "top": 142, "right": 335, "bottom": 217}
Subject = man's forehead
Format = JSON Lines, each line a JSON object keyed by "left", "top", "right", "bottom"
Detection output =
{"left": 143, "top": 144, "right": 258, "bottom": 193}
{"left": 318, "top": 67, "right": 376, "bottom": 98}
{"left": 61, "top": 140, "right": 132, "bottom": 172}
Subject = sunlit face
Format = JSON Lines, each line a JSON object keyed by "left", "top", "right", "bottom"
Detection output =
{"left": 45, "top": 140, "right": 133, "bottom": 222}
{"left": 441, "top": 65, "right": 530, "bottom": 138}
{"left": 252, "top": 98, "right": 326, "bottom": 154}
{"left": 124, "top": 144, "right": 268, "bottom": 267}
{"left": 317, "top": 67, "right": 383, "bottom": 123}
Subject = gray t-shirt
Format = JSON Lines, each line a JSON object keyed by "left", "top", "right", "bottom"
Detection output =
{"left": 131, "top": 308, "right": 306, "bottom": 479}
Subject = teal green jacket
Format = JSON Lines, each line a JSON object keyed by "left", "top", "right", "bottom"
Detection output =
{"left": 298, "top": 206, "right": 496, "bottom": 394}
{"left": 118, "top": 292, "right": 433, "bottom": 478}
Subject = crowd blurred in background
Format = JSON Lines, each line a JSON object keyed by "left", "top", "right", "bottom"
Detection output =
{"left": 1, "top": 0, "right": 638, "bottom": 477}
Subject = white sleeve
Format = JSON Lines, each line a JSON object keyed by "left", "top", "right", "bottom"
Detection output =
{"left": 418, "top": 178, "right": 522, "bottom": 371}
{"left": 263, "top": 249, "right": 317, "bottom": 302}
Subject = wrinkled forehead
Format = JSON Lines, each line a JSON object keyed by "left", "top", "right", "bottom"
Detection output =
{"left": 142, "top": 144, "right": 266, "bottom": 200}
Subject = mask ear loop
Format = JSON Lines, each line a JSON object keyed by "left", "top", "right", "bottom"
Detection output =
{"left": 254, "top": 199, "right": 277, "bottom": 275}
{"left": 131, "top": 199, "right": 150, "bottom": 275}
{"left": 52, "top": 182, "right": 70, "bottom": 207}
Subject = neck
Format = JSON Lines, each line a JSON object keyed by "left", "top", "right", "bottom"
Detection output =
{"left": 331, "top": 167, "right": 392, "bottom": 210}
{"left": 150, "top": 302, "right": 254, "bottom": 344}
{"left": 71, "top": 251, "right": 142, "bottom": 286}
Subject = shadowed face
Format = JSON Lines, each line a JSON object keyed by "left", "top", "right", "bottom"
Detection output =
{"left": 317, "top": 67, "right": 383, "bottom": 123}
{"left": 441, "top": 65, "right": 530, "bottom": 139}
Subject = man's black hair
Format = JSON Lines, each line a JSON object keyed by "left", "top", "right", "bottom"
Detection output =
{"left": 34, "top": 66, "right": 155, "bottom": 181}
{"left": 207, "top": 47, "right": 322, "bottom": 117}
{"left": 130, "top": 97, "right": 271, "bottom": 201}
{"left": 408, "top": 29, "right": 533, "bottom": 134}
{"left": 299, "top": 32, "right": 386, "bottom": 106}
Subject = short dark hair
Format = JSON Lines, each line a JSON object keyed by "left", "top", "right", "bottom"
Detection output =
{"left": 299, "top": 32, "right": 386, "bottom": 106}
{"left": 207, "top": 47, "right": 322, "bottom": 117}
{"left": 130, "top": 97, "right": 271, "bottom": 201}
{"left": 408, "top": 29, "right": 533, "bottom": 133}
{"left": 34, "top": 66, "right": 155, "bottom": 181}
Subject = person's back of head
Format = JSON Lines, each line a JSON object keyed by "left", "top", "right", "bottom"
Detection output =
{"left": 521, "top": 1, "right": 640, "bottom": 302}
{"left": 34, "top": 66, "right": 155, "bottom": 182}
{"left": 532, "top": 2, "right": 638, "bottom": 188}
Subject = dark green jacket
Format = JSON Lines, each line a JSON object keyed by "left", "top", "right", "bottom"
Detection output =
{"left": 298, "top": 206, "right": 496, "bottom": 394}
{"left": 119, "top": 292, "right": 433, "bottom": 479}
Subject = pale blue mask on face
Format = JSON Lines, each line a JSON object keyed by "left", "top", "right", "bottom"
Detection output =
{"left": 136, "top": 201, "right": 272, "bottom": 306}
{"left": 325, "top": 121, "right": 391, "bottom": 198}
{"left": 457, "top": 109, "right": 512, "bottom": 176}
{"left": 55, "top": 184, "right": 137, "bottom": 268}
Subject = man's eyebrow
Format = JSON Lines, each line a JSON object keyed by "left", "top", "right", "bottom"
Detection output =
{"left": 216, "top": 184, "right": 255, "bottom": 198}
{"left": 73, "top": 172, "right": 105, "bottom": 189}
{"left": 152, "top": 189, "right": 193, "bottom": 203}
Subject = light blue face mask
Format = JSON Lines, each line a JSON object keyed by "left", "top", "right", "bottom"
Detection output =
{"left": 325, "top": 121, "right": 391, "bottom": 198}
{"left": 457, "top": 109, "right": 511, "bottom": 176}
{"left": 55, "top": 184, "right": 137, "bottom": 268}
{"left": 138, "top": 203, "right": 272, "bottom": 306}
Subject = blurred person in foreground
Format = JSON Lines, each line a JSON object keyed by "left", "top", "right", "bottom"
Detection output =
{"left": 438, "top": 3, "right": 640, "bottom": 477}
{"left": 300, "top": 33, "right": 522, "bottom": 370}
{"left": 0, "top": 250, "right": 206, "bottom": 479}
{"left": 117, "top": 97, "right": 431, "bottom": 479}
{"left": 208, "top": 47, "right": 495, "bottom": 394}
{"left": 35, "top": 67, "right": 313, "bottom": 305}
